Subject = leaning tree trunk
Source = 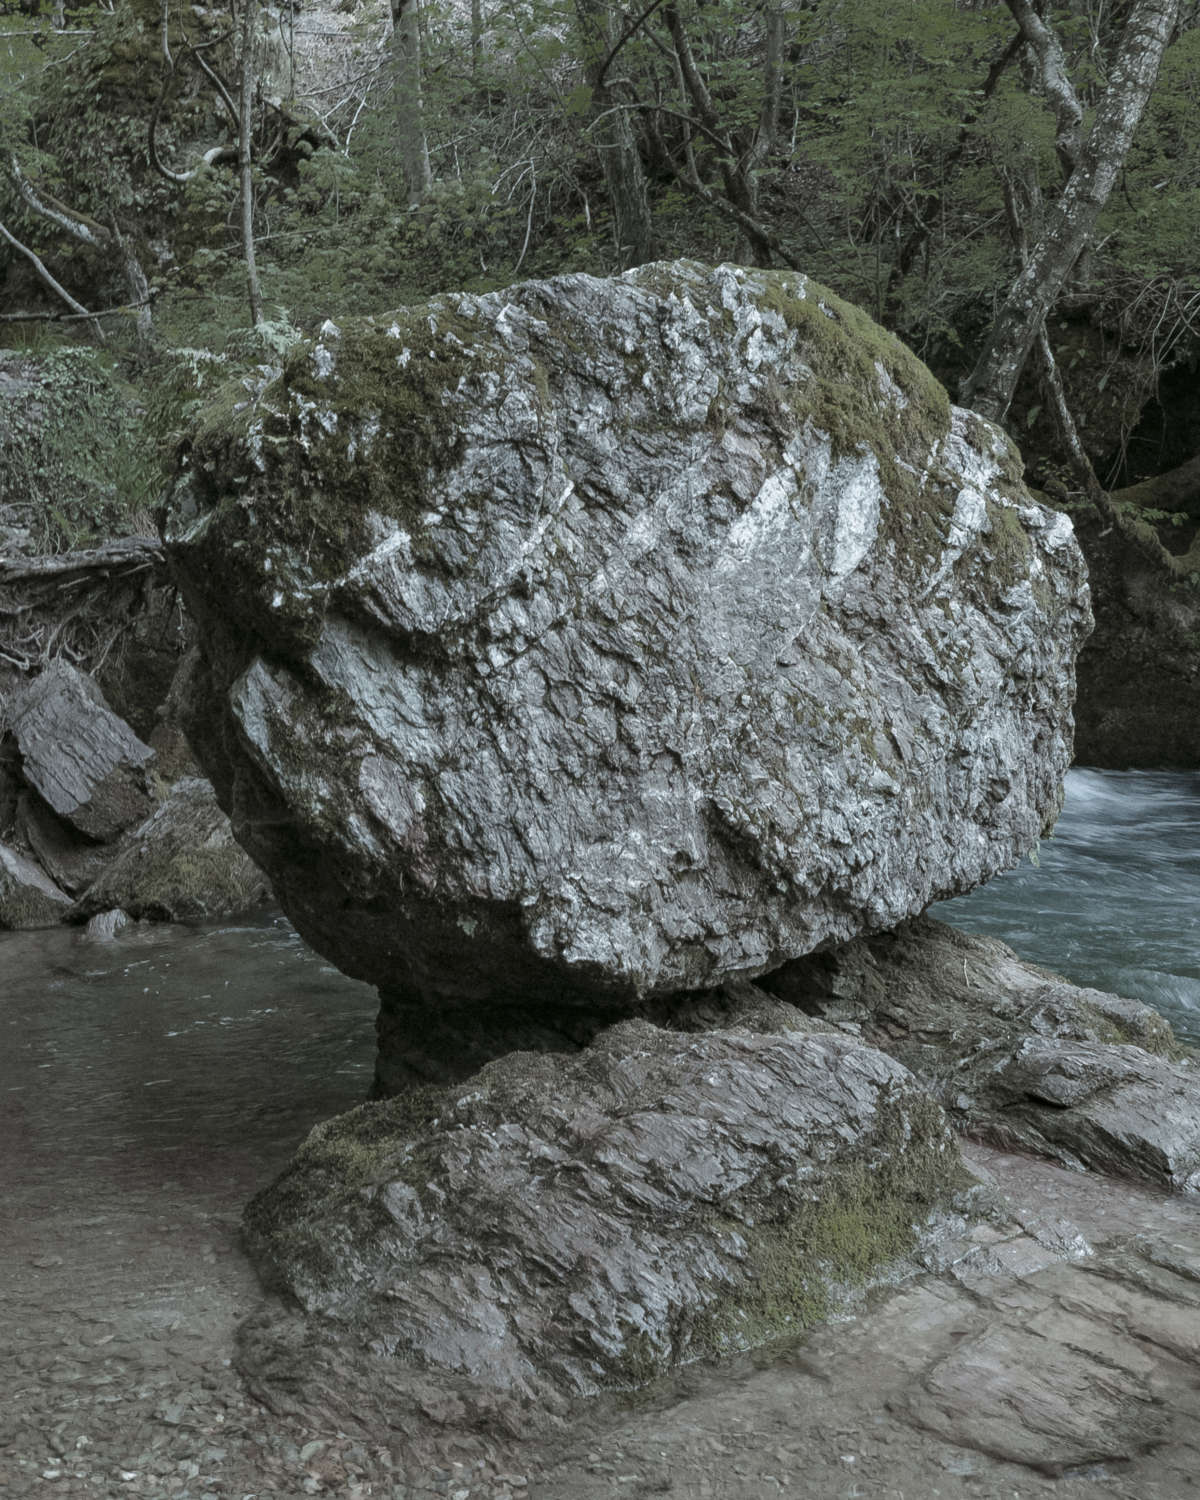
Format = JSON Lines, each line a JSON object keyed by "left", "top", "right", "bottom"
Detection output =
{"left": 574, "top": 0, "right": 655, "bottom": 268}
{"left": 962, "top": 0, "right": 1180, "bottom": 423}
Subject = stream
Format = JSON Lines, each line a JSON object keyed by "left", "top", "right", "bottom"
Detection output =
{"left": 2, "top": 766, "right": 1199, "bottom": 1498}
{"left": 936, "top": 767, "right": 1200, "bottom": 1044}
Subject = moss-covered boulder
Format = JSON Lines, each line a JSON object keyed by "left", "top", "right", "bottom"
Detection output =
{"left": 165, "top": 261, "right": 1091, "bottom": 1080}
{"left": 74, "top": 777, "right": 271, "bottom": 923}
{"left": 238, "top": 1018, "right": 970, "bottom": 1419}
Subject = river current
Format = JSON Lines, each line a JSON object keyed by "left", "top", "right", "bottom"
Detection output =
{"left": 936, "top": 767, "right": 1200, "bottom": 1045}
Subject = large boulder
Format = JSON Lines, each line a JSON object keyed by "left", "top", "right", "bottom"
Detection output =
{"left": 238, "top": 1018, "right": 969, "bottom": 1420}
{"left": 165, "top": 262, "right": 1090, "bottom": 1070}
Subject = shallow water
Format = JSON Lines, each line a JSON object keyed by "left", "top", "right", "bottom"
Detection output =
{"left": 937, "top": 767, "right": 1200, "bottom": 1044}
{"left": 0, "top": 912, "right": 377, "bottom": 1211}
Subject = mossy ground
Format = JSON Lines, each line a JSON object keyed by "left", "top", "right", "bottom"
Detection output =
{"left": 0, "top": 347, "right": 161, "bottom": 552}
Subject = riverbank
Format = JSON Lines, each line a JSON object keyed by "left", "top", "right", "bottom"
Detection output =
{"left": 3, "top": 913, "right": 1200, "bottom": 1499}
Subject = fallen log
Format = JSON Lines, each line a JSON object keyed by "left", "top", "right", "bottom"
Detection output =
{"left": 0, "top": 535, "right": 166, "bottom": 585}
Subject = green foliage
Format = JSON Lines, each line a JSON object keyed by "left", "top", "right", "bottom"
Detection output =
{"left": 0, "top": 346, "right": 161, "bottom": 551}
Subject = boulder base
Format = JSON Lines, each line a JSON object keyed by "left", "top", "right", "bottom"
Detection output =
{"left": 766, "top": 916, "right": 1200, "bottom": 1191}
{"left": 240, "top": 1019, "right": 967, "bottom": 1417}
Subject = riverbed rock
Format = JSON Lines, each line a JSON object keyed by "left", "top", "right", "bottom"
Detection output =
{"left": 14, "top": 790, "right": 110, "bottom": 896}
{"left": 74, "top": 776, "right": 271, "bottom": 922}
{"left": 9, "top": 659, "right": 155, "bottom": 842}
{"left": 0, "top": 839, "right": 72, "bottom": 928}
{"left": 166, "top": 261, "right": 1090, "bottom": 1064}
{"left": 765, "top": 916, "right": 1200, "bottom": 1191}
{"left": 239, "top": 1019, "right": 969, "bottom": 1417}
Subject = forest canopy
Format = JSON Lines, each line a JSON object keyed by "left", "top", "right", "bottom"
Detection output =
{"left": 2, "top": 0, "right": 1200, "bottom": 550}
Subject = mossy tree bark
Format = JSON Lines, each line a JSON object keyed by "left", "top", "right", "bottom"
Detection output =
{"left": 962, "top": 0, "right": 1181, "bottom": 424}
{"left": 238, "top": 0, "right": 264, "bottom": 328}
{"left": 390, "top": 0, "right": 433, "bottom": 207}
{"left": 574, "top": 0, "right": 655, "bottom": 268}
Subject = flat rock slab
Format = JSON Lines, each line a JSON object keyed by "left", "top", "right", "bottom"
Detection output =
{"left": 166, "top": 261, "right": 1090, "bottom": 1043}
{"left": 0, "top": 838, "right": 71, "bottom": 928}
{"left": 766, "top": 916, "right": 1200, "bottom": 1192}
{"left": 519, "top": 1156, "right": 1200, "bottom": 1498}
{"left": 9, "top": 659, "right": 154, "bottom": 842}
{"left": 239, "top": 1019, "right": 967, "bottom": 1420}
{"left": 75, "top": 776, "right": 271, "bottom": 922}
{"left": 902, "top": 1319, "right": 1166, "bottom": 1472}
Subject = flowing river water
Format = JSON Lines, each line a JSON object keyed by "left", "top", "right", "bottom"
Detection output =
{"left": 2, "top": 767, "right": 1200, "bottom": 1498}
{"left": 936, "top": 767, "right": 1200, "bottom": 1045}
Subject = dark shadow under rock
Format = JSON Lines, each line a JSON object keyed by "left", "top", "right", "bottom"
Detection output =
{"left": 1072, "top": 513, "right": 1200, "bottom": 768}
{"left": 239, "top": 1019, "right": 974, "bottom": 1430}
{"left": 765, "top": 915, "right": 1200, "bottom": 1191}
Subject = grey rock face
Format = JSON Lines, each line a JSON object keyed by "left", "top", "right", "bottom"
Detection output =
{"left": 9, "top": 659, "right": 154, "bottom": 842}
{"left": 0, "top": 839, "right": 71, "bottom": 928}
{"left": 767, "top": 916, "right": 1200, "bottom": 1191}
{"left": 166, "top": 262, "right": 1090, "bottom": 1037}
{"left": 75, "top": 776, "right": 271, "bottom": 922}
{"left": 240, "top": 1018, "right": 966, "bottom": 1415}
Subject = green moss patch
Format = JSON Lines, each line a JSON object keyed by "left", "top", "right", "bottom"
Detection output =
{"left": 696, "top": 1090, "right": 965, "bottom": 1355}
{"left": 753, "top": 271, "right": 957, "bottom": 574}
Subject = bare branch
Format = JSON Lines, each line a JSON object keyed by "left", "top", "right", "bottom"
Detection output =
{"left": 8, "top": 154, "right": 109, "bottom": 249}
{"left": 0, "top": 218, "right": 104, "bottom": 340}
{"left": 594, "top": 0, "right": 671, "bottom": 92}
{"left": 0, "top": 537, "right": 166, "bottom": 586}
{"left": 1006, "top": 0, "right": 1083, "bottom": 174}
{"left": 0, "top": 295, "right": 155, "bottom": 324}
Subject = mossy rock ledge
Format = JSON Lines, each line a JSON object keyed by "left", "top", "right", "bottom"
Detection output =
{"left": 238, "top": 1018, "right": 972, "bottom": 1419}
{"left": 165, "top": 260, "right": 1092, "bottom": 1080}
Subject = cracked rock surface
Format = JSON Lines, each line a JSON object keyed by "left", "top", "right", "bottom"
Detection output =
{"left": 165, "top": 261, "right": 1091, "bottom": 1060}
{"left": 767, "top": 915, "right": 1200, "bottom": 1191}
{"left": 239, "top": 1018, "right": 967, "bottom": 1419}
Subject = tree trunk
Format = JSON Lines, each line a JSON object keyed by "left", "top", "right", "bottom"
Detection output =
{"left": 962, "top": 0, "right": 1180, "bottom": 423}
{"left": 575, "top": 0, "right": 654, "bottom": 268}
{"left": 238, "top": 0, "right": 264, "bottom": 327}
{"left": 392, "top": 0, "right": 433, "bottom": 207}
